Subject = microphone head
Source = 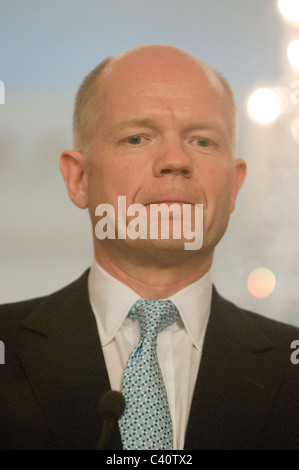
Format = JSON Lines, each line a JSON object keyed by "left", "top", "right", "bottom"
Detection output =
{"left": 98, "top": 390, "right": 126, "bottom": 420}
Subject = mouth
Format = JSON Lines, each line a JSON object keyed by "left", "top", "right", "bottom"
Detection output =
{"left": 146, "top": 200, "right": 194, "bottom": 207}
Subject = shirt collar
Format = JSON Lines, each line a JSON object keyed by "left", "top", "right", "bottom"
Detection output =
{"left": 168, "top": 271, "right": 212, "bottom": 351}
{"left": 88, "top": 259, "right": 212, "bottom": 350}
{"left": 88, "top": 259, "right": 140, "bottom": 346}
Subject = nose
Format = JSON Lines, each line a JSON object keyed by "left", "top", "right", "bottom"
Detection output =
{"left": 153, "top": 137, "right": 194, "bottom": 178}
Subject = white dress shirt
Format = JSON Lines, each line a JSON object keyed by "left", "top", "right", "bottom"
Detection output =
{"left": 88, "top": 259, "right": 212, "bottom": 450}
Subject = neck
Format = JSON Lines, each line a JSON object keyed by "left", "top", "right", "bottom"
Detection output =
{"left": 94, "top": 242, "right": 213, "bottom": 299}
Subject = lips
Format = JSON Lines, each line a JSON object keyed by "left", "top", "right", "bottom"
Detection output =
{"left": 151, "top": 201, "right": 193, "bottom": 207}
{"left": 144, "top": 198, "right": 195, "bottom": 205}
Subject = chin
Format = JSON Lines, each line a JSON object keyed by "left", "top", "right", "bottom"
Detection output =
{"left": 124, "top": 237, "right": 200, "bottom": 256}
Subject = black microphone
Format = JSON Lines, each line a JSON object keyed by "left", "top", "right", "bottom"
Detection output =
{"left": 96, "top": 390, "right": 126, "bottom": 450}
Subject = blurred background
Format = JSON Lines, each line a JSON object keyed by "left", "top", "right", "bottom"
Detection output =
{"left": 0, "top": 0, "right": 298, "bottom": 326}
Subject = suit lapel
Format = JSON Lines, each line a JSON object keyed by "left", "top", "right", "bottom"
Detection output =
{"left": 14, "top": 273, "right": 286, "bottom": 450}
{"left": 185, "top": 288, "right": 284, "bottom": 449}
{"left": 15, "top": 270, "right": 122, "bottom": 449}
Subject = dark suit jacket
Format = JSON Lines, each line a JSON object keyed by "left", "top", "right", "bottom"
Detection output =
{"left": 0, "top": 270, "right": 298, "bottom": 450}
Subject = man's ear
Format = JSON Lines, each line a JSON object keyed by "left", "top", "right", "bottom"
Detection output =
{"left": 230, "top": 158, "right": 247, "bottom": 213}
{"left": 60, "top": 150, "right": 89, "bottom": 209}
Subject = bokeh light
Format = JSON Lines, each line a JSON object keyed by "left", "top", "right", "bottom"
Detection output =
{"left": 287, "top": 39, "right": 299, "bottom": 72}
{"left": 291, "top": 116, "right": 299, "bottom": 143}
{"left": 274, "top": 86, "right": 292, "bottom": 113}
{"left": 247, "top": 88, "right": 282, "bottom": 124}
{"left": 247, "top": 268, "right": 276, "bottom": 298}
{"left": 278, "top": 0, "right": 299, "bottom": 24}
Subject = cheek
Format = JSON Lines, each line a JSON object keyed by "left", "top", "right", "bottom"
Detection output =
{"left": 107, "top": 161, "right": 144, "bottom": 198}
{"left": 201, "top": 164, "right": 233, "bottom": 210}
{"left": 89, "top": 156, "right": 146, "bottom": 205}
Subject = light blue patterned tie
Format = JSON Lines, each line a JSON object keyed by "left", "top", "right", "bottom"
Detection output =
{"left": 119, "top": 299, "right": 180, "bottom": 450}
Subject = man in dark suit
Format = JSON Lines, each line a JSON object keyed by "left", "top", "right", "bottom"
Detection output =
{"left": 1, "top": 45, "right": 298, "bottom": 450}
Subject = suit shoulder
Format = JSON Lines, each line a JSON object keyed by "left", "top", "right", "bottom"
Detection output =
{"left": 245, "top": 308, "right": 299, "bottom": 339}
{"left": 238, "top": 302, "right": 299, "bottom": 346}
{"left": 214, "top": 288, "right": 299, "bottom": 344}
{"left": 0, "top": 269, "right": 90, "bottom": 332}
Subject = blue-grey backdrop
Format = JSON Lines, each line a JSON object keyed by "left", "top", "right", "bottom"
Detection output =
{"left": 1, "top": 0, "right": 298, "bottom": 326}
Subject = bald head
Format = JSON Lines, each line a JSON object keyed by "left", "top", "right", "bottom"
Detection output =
{"left": 103, "top": 45, "right": 227, "bottom": 97}
{"left": 73, "top": 45, "right": 237, "bottom": 165}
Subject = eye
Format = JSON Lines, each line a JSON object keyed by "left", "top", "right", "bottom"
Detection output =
{"left": 194, "top": 137, "right": 211, "bottom": 147}
{"left": 125, "top": 135, "right": 145, "bottom": 145}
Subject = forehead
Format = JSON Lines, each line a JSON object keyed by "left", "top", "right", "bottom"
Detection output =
{"left": 99, "top": 48, "right": 228, "bottom": 126}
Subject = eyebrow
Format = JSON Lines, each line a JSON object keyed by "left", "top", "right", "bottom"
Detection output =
{"left": 110, "top": 118, "right": 157, "bottom": 132}
{"left": 182, "top": 121, "right": 230, "bottom": 145}
{"left": 110, "top": 118, "right": 229, "bottom": 143}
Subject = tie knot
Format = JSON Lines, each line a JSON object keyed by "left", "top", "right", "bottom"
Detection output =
{"left": 128, "top": 299, "right": 180, "bottom": 338}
